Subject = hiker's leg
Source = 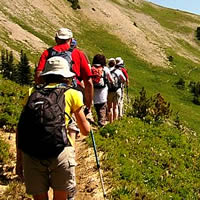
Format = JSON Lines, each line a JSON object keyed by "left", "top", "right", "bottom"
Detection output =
{"left": 98, "top": 102, "right": 107, "bottom": 126}
{"left": 33, "top": 193, "right": 48, "bottom": 200}
{"left": 94, "top": 103, "right": 101, "bottom": 124}
{"left": 119, "top": 87, "right": 124, "bottom": 118}
{"left": 51, "top": 147, "right": 76, "bottom": 200}
{"left": 95, "top": 103, "right": 107, "bottom": 127}
{"left": 113, "top": 90, "right": 121, "bottom": 121}
{"left": 113, "top": 102, "right": 118, "bottom": 121}
{"left": 107, "top": 92, "right": 114, "bottom": 123}
{"left": 23, "top": 153, "right": 49, "bottom": 199}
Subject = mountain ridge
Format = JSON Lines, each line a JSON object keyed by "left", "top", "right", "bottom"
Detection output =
{"left": 0, "top": 0, "right": 200, "bottom": 67}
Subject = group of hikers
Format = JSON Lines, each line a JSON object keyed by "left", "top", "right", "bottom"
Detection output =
{"left": 16, "top": 27, "right": 129, "bottom": 200}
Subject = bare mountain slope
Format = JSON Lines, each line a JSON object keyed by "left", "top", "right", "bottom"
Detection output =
{"left": 0, "top": 0, "right": 200, "bottom": 66}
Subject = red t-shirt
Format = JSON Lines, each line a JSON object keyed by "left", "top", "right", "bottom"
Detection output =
{"left": 36, "top": 43, "right": 92, "bottom": 84}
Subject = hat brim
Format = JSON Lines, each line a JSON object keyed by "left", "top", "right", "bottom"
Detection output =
{"left": 57, "top": 36, "right": 71, "bottom": 40}
{"left": 41, "top": 70, "right": 76, "bottom": 78}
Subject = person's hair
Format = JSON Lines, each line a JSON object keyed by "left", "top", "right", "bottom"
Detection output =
{"left": 108, "top": 60, "right": 115, "bottom": 67}
{"left": 92, "top": 54, "right": 106, "bottom": 66}
{"left": 55, "top": 37, "right": 71, "bottom": 45}
{"left": 42, "top": 74, "right": 72, "bottom": 85}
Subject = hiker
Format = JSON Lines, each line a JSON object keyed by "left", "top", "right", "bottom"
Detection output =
{"left": 107, "top": 58, "right": 126, "bottom": 123}
{"left": 35, "top": 28, "right": 94, "bottom": 117}
{"left": 16, "top": 56, "right": 90, "bottom": 200}
{"left": 91, "top": 54, "right": 113, "bottom": 127}
{"left": 115, "top": 57, "right": 129, "bottom": 118}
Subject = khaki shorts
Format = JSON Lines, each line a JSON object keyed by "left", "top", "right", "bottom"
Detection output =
{"left": 107, "top": 90, "right": 121, "bottom": 105}
{"left": 23, "top": 147, "right": 76, "bottom": 196}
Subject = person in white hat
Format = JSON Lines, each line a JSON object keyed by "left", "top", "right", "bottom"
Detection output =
{"left": 16, "top": 56, "right": 90, "bottom": 200}
{"left": 107, "top": 58, "right": 126, "bottom": 123}
{"left": 115, "top": 57, "right": 129, "bottom": 118}
{"left": 35, "top": 28, "right": 94, "bottom": 117}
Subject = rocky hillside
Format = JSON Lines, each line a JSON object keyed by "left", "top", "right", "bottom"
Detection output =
{"left": 0, "top": 0, "right": 200, "bottom": 67}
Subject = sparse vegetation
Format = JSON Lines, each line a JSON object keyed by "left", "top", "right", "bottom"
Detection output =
{"left": 91, "top": 116, "right": 200, "bottom": 199}
{"left": 0, "top": 49, "right": 33, "bottom": 85}
{"left": 0, "top": 75, "right": 27, "bottom": 131}
{"left": 127, "top": 87, "right": 172, "bottom": 124}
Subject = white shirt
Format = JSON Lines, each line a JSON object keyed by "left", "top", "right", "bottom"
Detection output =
{"left": 93, "top": 66, "right": 111, "bottom": 104}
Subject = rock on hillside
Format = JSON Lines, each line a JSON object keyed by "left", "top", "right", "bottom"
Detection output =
{"left": 0, "top": 0, "right": 200, "bottom": 66}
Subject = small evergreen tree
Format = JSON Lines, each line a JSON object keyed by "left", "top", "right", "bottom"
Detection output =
{"left": 17, "top": 50, "right": 32, "bottom": 85}
{"left": 1, "top": 50, "right": 16, "bottom": 80}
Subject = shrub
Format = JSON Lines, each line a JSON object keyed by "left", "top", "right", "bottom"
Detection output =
{"left": 67, "top": 0, "right": 81, "bottom": 10}
{"left": 196, "top": 27, "right": 200, "bottom": 40}
{"left": 175, "top": 77, "right": 185, "bottom": 90}
{"left": 128, "top": 87, "right": 172, "bottom": 123}
{"left": 0, "top": 181, "right": 31, "bottom": 200}
{"left": 188, "top": 81, "right": 200, "bottom": 105}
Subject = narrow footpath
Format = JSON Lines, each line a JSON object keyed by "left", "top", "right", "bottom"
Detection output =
{"left": 0, "top": 129, "right": 106, "bottom": 199}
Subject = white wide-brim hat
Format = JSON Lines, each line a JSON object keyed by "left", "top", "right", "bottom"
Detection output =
{"left": 41, "top": 56, "right": 75, "bottom": 78}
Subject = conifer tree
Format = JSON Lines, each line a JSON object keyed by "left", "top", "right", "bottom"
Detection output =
{"left": 17, "top": 50, "right": 32, "bottom": 85}
{"left": 1, "top": 50, "right": 16, "bottom": 80}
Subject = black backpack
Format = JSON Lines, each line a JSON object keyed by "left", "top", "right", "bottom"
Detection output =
{"left": 47, "top": 46, "right": 75, "bottom": 71}
{"left": 46, "top": 47, "right": 77, "bottom": 87}
{"left": 108, "top": 69, "right": 121, "bottom": 92}
{"left": 17, "top": 85, "right": 71, "bottom": 159}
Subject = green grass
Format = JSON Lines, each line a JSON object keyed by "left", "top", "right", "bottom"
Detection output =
{"left": 0, "top": 75, "right": 28, "bottom": 131}
{"left": 90, "top": 117, "right": 200, "bottom": 199}
{"left": 176, "top": 38, "right": 200, "bottom": 59}
{"left": 1, "top": 1, "right": 200, "bottom": 198}
{"left": 140, "top": 2, "right": 199, "bottom": 33}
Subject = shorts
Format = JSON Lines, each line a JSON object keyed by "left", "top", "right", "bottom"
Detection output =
{"left": 107, "top": 89, "right": 121, "bottom": 105}
{"left": 23, "top": 146, "right": 77, "bottom": 196}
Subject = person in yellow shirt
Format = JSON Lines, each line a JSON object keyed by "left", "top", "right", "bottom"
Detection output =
{"left": 16, "top": 56, "right": 90, "bottom": 200}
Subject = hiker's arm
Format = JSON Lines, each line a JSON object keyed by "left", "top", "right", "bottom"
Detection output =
{"left": 106, "top": 72, "right": 114, "bottom": 83}
{"left": 74, "top": 107, "right": 90, "bottom": 136}
{"left": 34, "top": 50, "right": 48, "bottom": 84}
{"left": 83, "top": 77, "right": 94, "bottom": 111}
{"left": 34, "top": 71, "right": 43, "bottom": 84}
{"left": 119, "top": 73, "right": 126, "bottom": 83}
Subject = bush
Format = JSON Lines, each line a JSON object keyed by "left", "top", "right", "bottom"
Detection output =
{"left": 0, "top": 76, "right": 27, "bottom": 131}
{"left": 0, "top": 137, "right": 10, "bottom": 163}
{"left": 175, "top": 77, "right": 185, "bottom": 90}
{"left": 67, "top": 0, "right": 81, "bottom": 10}
{"left": 128, "top": 87, "right": 172, "bottom": 123}
{"left": 196, "top": 27, "right": 200, "bottom": 40}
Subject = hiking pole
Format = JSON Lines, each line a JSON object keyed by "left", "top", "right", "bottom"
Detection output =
{"left": 126, "top": 85, "right": 129, "bottom": 104}
{"left": 90, "top": 129, "right": 107, "bottom": 199}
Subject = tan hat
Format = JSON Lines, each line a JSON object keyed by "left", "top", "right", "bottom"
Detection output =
{"left": 41, "top": 56, "right": 75, "bottom": 78}
{"left": 55, "top": 28, "right": 73, "bottom": 40}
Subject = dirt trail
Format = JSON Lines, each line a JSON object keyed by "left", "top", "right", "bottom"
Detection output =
{"left": 0, "top": 129, "right": 106, "bottom": 199}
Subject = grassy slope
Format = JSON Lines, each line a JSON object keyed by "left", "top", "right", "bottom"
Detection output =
{"left": 1, "top": 0, "right": 200, "bottom": 198}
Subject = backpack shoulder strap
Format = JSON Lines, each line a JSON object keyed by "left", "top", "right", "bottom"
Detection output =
{"left": 47, "top": 47, "right": 58, "bottom": 60}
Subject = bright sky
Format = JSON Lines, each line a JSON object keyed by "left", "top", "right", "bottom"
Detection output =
{"left": 147, "top": 0, "right": 200, "bottom": 15}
